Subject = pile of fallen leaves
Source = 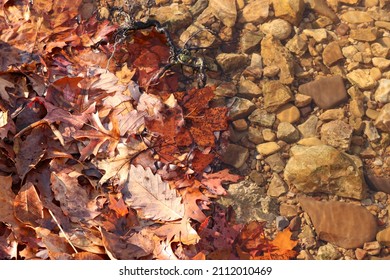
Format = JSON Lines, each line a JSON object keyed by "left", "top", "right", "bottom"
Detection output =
{"left": 0, "top": 0, "right": 298, "bottom": 259}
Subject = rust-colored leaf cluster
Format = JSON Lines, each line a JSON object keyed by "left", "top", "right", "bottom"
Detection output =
{"left": 0, "top": 1, "right": 298, "bottom": 260}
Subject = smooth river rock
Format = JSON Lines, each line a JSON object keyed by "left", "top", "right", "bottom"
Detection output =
{"left": 299, "top": 196, "right": 378, "bottom": 249}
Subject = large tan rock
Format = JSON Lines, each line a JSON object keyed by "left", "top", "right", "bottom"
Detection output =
{"left": 299, "top": 196, "right": 378, "bottom": 249}
{"left": 284, "top": 145, "right": 367, "bottom": 199}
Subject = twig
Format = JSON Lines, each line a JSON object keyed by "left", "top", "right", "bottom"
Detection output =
{"left": 48, "top": 209, "right": 79, "bottom": 254}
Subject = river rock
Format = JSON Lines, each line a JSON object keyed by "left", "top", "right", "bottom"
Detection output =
{"left": 276, "top": 103, "right": 301, "bottom": 123}
{"left": 305, "top": 0, "right": 338, "bottom": 22}
{"left": 209, "top": 0, "right": 237, "bottom": 27}
{"left": 277, "top": 122, "right": 300, "bottom": 143}
{"left": 151, "top": 4, "right": 192, "bottom": 31}
{"left": 256, "top": 142, "right": 281, "bottom": 156}
{"left": 340, "top": 11, "right": 374, "bottom": 24}
{"left": 273, "top": 0, "right": 305, "bottom": 26}
{"left": 261, "top": 35, "right": 295, "bottom": 84}
{"left": 239, "top": 0, "right": 270, "bottom": 23}
{"left": 218, "top": 180, "right": 275, "bottom": 224}
{"left": 302, "top": 28, "right": 328, "bottom": 43}
{"left": 284, "top": 145, "right": 367, "bottom": 199}
{"left": 216, "top": 53, "right": 249, "bottom": 73}
{"left": 365, "top": 173, "right": 390, "bottom": 194}
{"left": 264, "top": 153, "right": 286, "bottom": 173}
{"left": 350, "top": 27, "right": 378, "bottom": 42}
{"left": 323, "top": 41, "right": 344, "bottom": 67}
{"left": 180, "top": 24, "right": 216, "bottom": 48}
{"left": 299, "top": 196, "right": 378, "bottom": 249}
{"left": 347, "top": 69, "right": 377, "bottom": 90}
{"left": 267, "top": 173, "right": 288, "bottom": 197}
{"left": 248, "top": 109, "right": 276, "bottom": 127}
{"left": 316, "top": 244, "right": 342, "bottom": 260}
{"left": 374, "top": 103, "right": 390, "bottom": 132}
{"left": 228, "top": 98, "right": 256, "bottom": 120}
{"left": 374, "top": 79, "right": 390, "bottom": 104}
{"left": 376, "top": 227, "right": 390, "bottom": 246}
{"left": 260, "top": 19, "right": 292, "bottom": 40}
{"left": 238, "top": 78, "right": 262, "bottom": 98}
{"left": 298, "top": 75, "right": 348, "bottom": 109}
{"left": 372, "top": 57, "right": 390, "bottom": 71}
{"left": 320, "top": 120, "right": 353, "bottom": 150}
{"left": 262, "top": 80, "right": 293, "bottom": 112}
{"left": 319, "top": 108, "right": 344, "bottom": 121}
{"left": 221, "top": 143, "right": 249, "bottom": 168}
{"left": 297, "top": 115, "right": 319, "bottom": 138}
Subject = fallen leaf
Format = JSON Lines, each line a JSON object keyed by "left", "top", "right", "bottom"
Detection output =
{"left": 14, "top": 182, "right": 44, "bottom": 226}
{"left": 154, "top": 219, "right": 200, "bottom": 245}
{"left": 122, "top": 165, "right": 185, "bottom": 221}
{"left": 72, "top": 111, "right": 120, "bottom": 161}
{"left": 100, "top": 227, "right": 154, "bottom": 260}
{"left": 201, "top": 169, "right": 241, "bottom": 196}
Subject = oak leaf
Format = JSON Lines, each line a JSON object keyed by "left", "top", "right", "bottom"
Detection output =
{"left": 122, "top": 165, "right": 185, "bottom": 221}
{"left": 72, "top": 112, "right": 120, "bottom": 161}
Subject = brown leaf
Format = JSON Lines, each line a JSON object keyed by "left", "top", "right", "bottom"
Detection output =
{"left": 14, "top": 182, "right": 44, "bottom": 226}
{"left": 50, "top": 171, "right": 100, "bottom": 223}
{"left": 94, "top": 141, "right": 147, "bottom": 186}
{"left": 0, "top": 175, "right": 17, "bottom": 226}
{"left": 154, "top": 219, "right": 200, "bottom": 245}
{"left": 100, "top": 227, "right": 154, "bottom": 260}
{"left": 122, "top": 165, "right": 185, "bottom": 221}
{"left": 201, "top": 169, "right": 241, "bottom": 196}
{"left": 35, "top": 227, "right": 75, "bottom": 257}
{"left": 108, "top": 193, "right": 129, "bottom": 217}
{"left": 73, "top": 112, "right": 120, "bottom": 161}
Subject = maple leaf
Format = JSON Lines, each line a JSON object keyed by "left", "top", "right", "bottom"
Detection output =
{"left": 72, "top": 112, "right": 120, "bottom": 161}
{"left": 122, "top": 165, "right": 185, "bottom": 221}
{"left": 269, "top": 228, "right": 298, "bottom": 259}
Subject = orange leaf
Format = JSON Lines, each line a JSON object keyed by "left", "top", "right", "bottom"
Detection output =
{"left": 270, "top": 228, "right": 298, "bottom": 256}
{"left": 108, "top": 194, "right": 129, "bottom": 217}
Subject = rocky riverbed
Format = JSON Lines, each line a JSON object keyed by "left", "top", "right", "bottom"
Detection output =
{"left": 88, "top": 0, "right": 390, "bottom": 260}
